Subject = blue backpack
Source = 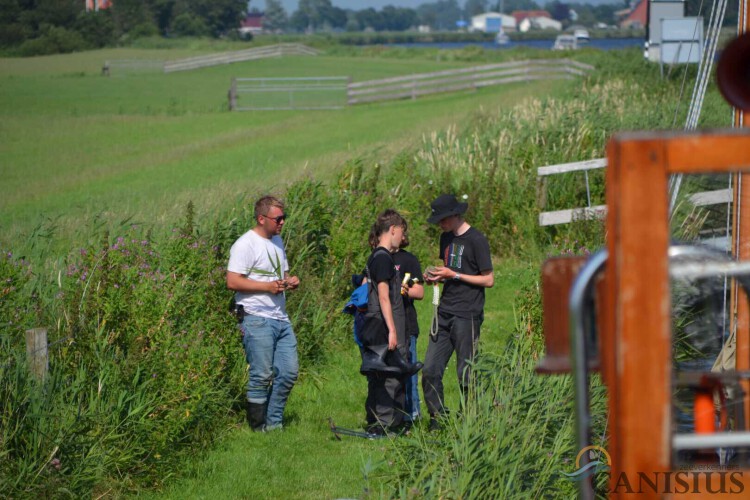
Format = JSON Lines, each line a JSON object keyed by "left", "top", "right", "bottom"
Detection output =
{"left": 342, "top": 282, "right": 368, "bottom": 347}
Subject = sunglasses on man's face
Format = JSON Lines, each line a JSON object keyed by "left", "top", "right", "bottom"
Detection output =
{"left": 262, "top": 214, "right": 287, "bottom": 224}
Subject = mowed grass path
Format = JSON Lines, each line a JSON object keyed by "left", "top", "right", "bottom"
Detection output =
{"left": 143, "top": 261, "right": 533, "bottom": 499}
{"left": 0, "top": 48, "right": 559, "bottom": 251}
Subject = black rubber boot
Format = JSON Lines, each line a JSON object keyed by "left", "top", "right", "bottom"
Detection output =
{"left": 246, "top": 401, "right": 267, "bottom": 432}
{"left": 360, "top": 345, "right": 402, "bottom": 376}
{"left": 386, "top": 348, "right": 424, "bottom": 376}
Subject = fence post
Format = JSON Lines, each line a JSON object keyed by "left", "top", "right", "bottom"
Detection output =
{"left": 25, "top": 328, "right": 48, "bottom": 381}
{"left": 228, "top": 78, "right": 237, "bottom": 111}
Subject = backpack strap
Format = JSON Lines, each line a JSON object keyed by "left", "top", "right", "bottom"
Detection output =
{"left": 365, "top": 247, "right": 393, "bottom": 308}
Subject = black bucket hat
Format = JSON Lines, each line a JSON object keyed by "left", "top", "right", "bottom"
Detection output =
{"left": 427, "top": 194, "right": 468, "bottom": 224}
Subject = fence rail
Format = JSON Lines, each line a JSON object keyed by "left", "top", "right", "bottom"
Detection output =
{"left": 347, "top": 59, "right": 594, "bottom": 105}
{"left": 163, "top": 43, "right": 319, "bottom": 73}
{"left": 102, "top": 59, "right": 165, "bottom": 75}
{"left": 229, "top": 76, "right": 350, "bottom": 111}
{"left": 228, "top": 58, "right": 594, "bottom": 111}
{"left": 536, "top": 157, "right": 733, "bottom": 226}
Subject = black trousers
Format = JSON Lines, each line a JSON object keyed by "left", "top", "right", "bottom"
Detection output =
{"left": 421, "top": 310, "right": 482, "bottom": 416}
{"left": 365, "top": 366, "right": 407, "bottom": 429}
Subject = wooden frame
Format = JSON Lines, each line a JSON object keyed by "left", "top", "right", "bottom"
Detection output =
{"left": 604, "top": 129, "right": 750, "bottom": 498}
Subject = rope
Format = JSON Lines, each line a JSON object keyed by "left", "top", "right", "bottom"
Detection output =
{"left": 668, "top": 0, "right": 730, "bottom": 214}
{"left": 429, "top": 283, "right": 440, "bottom": 341}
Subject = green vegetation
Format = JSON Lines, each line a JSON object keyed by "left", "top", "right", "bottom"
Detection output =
{"left": 0, "top": 48, "right": 564, "bottom": 256}
{"left": 0, "top": 43, "right": 733, "bottom": 498}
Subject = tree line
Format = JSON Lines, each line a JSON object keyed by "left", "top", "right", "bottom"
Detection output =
{"left": 4, "top": 0, "right": 735, "bottom": 57}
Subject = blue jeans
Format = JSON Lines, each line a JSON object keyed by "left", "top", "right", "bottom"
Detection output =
{"left": 241, "top": 314, "right": 299, "bottom": 429}
{"left": 404, "top": 335, "right": 421, "bottom": 421}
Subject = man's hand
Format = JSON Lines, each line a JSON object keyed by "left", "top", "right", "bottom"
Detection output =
{"left": 268, "top": 280, "right": 287, "bottom": 294}
{"left": 424, "top": 266, "right": 455, "bottom": 283}
{"left": 285, "top": 275, "right": 300, "bottom": 290}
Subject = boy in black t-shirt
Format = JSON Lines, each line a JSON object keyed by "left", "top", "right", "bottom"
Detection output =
{"left": 423, "top": 194, "right": 494, "bottom": 431}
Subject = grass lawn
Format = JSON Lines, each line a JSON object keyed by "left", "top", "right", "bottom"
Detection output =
{"left": 0, "top": 46, "right": 578, "bottom": 498}
{"left": 144, "top": 259, "right": 534, "bottom": 499}
{"left": 0, "top": 49, "right": 563, "bottom": 254}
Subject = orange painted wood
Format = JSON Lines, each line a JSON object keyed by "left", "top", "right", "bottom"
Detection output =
{"left": 737, "top": 174, "right": 750, "bottom": 428}
{"left": 604, "top": 129, "right": 750, "bottom": 499}
{"left": 607, "top": 135, "right": 673, "bottom": 499}
{"left": 537, "top": 256, "right": 591, "bottom": 374}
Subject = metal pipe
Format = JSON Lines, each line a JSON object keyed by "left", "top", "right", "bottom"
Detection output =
{"left": 569, "top": 248, "right": 608, "bottom": 500}
{"left": 669, "top": 244, "right": 750, "bottom": 293}
{"left": 674, "top": 431, "right": 750, "bottom": 450}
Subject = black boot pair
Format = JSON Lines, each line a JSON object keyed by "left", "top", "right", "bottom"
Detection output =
{"left": 360, "top": 344, "right": 424, "bottom": 376}
{"left": 246, "top": 401, "right": 267, "bottom": 432}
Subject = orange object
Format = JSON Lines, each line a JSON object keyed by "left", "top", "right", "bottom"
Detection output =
{"left": 693, "top": 389, "right": 715, "bottom": 434}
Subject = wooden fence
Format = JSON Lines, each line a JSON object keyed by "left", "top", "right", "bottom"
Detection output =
{"left": 346, "top": 59, "right": 594, "bottom": 105}
{"left": 162, "top": 43, "right": 320, "bottom": 73}
{"left": 228, "top": 58, "right": 594, "bottom": 111}
{"left": 537, "top": 157, "right": 733, "bottom": 227}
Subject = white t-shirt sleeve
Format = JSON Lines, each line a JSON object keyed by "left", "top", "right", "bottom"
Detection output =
{"left": 227, "top": 237, "right": 255, "bottom": 275}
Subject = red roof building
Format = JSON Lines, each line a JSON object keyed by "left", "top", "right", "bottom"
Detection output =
{"left": 620, "top": 0, "right": 648, "bottom": 29}
{"left": 241, "top": 13, "right": 265, "bottom": 33}
{"left": 511, "top": 10, "right": 552, "bottom": 25}
{"left": 85, "top": 0, "right": 112, "bottom": 11}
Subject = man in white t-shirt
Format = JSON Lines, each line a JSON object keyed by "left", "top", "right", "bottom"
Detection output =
{"left": 227, "top": 196, "right": 300, "bottom": 431}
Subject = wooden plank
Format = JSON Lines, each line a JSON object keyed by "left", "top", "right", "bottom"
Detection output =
{"left": 25, "top": 328, "right": 48, "bottom": 381}
{"left": 347, "top": 61, "right": 531, "bottom": 89}
{"left": 348, "top": 59, "right": 591, "bottom": 89}
{"left": 538, "top": 158, "right": 607, "bottom": 176}
{"left": 347, "top": 68, "right": 529, "bottom": 97}
{"left": 538, "top": 205, "right": 607, "bottom": 226}
{"left": 164, "top": 44, "right": 318, "bottom": 73}
{"left": 688, "top": 188, "right": 732, "bottom": 206}
{"left": 538, "top": 189, "right": 730, "bottom": 227}
{"left": 607, "top": 135, "right": 672, "bottom": 495}
{"left": 537, "top": 256, "right": 593, "bottom": 374}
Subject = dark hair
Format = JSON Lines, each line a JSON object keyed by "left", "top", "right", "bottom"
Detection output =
{"left": 368, "top": 209, "right": 406, "bottom": 249}
{"left": 254, "top": 195, "right": 284, "bottom": 222}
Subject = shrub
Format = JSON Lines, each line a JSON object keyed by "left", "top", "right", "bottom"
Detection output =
{"left": 74, "top": 10, "right": 115, "bottom": 48}
{"left": 17, "top": 26, "right": 87, "bottom": 56}
{"left": 171, "top": 13, "right": 210, "bottom": 38}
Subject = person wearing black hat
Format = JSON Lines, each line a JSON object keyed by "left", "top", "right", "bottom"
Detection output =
{"left": 423, "top": 194, "right": 494, "bottom": 431}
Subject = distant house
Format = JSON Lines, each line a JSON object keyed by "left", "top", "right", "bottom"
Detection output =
{"left": 620, "top": 0, "right": 648, "bottom": 29}
{"left": 240, "top": 12, "right": 265, "bottom": 36}
{"left": 471, "top": 12, "right": 517, "bottom": 33}
{"left": 85, "top": 0, "right": 112, "bottom": 11}
{"left": 533, "top": 17, "right": 563, "bottom": 31}
{"left": 512, "top": 10, "right": 552, "bottom": 26}
{"left": 512, "top": 10, "right": 557, "bottom": 32}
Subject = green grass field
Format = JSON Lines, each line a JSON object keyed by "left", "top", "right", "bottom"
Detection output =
{"left": 0, "top": 48, "right": 565, "bottom": 255}
{"left": 0, "top": 45, "right": 591, "bottom": 498}
{"left": 142, "top": 261, "right": 533, "bottom": 499}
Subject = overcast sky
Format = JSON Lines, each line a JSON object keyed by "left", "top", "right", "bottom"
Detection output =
{"left": 266, "top": 0, "right": 624, "bottom": 14}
